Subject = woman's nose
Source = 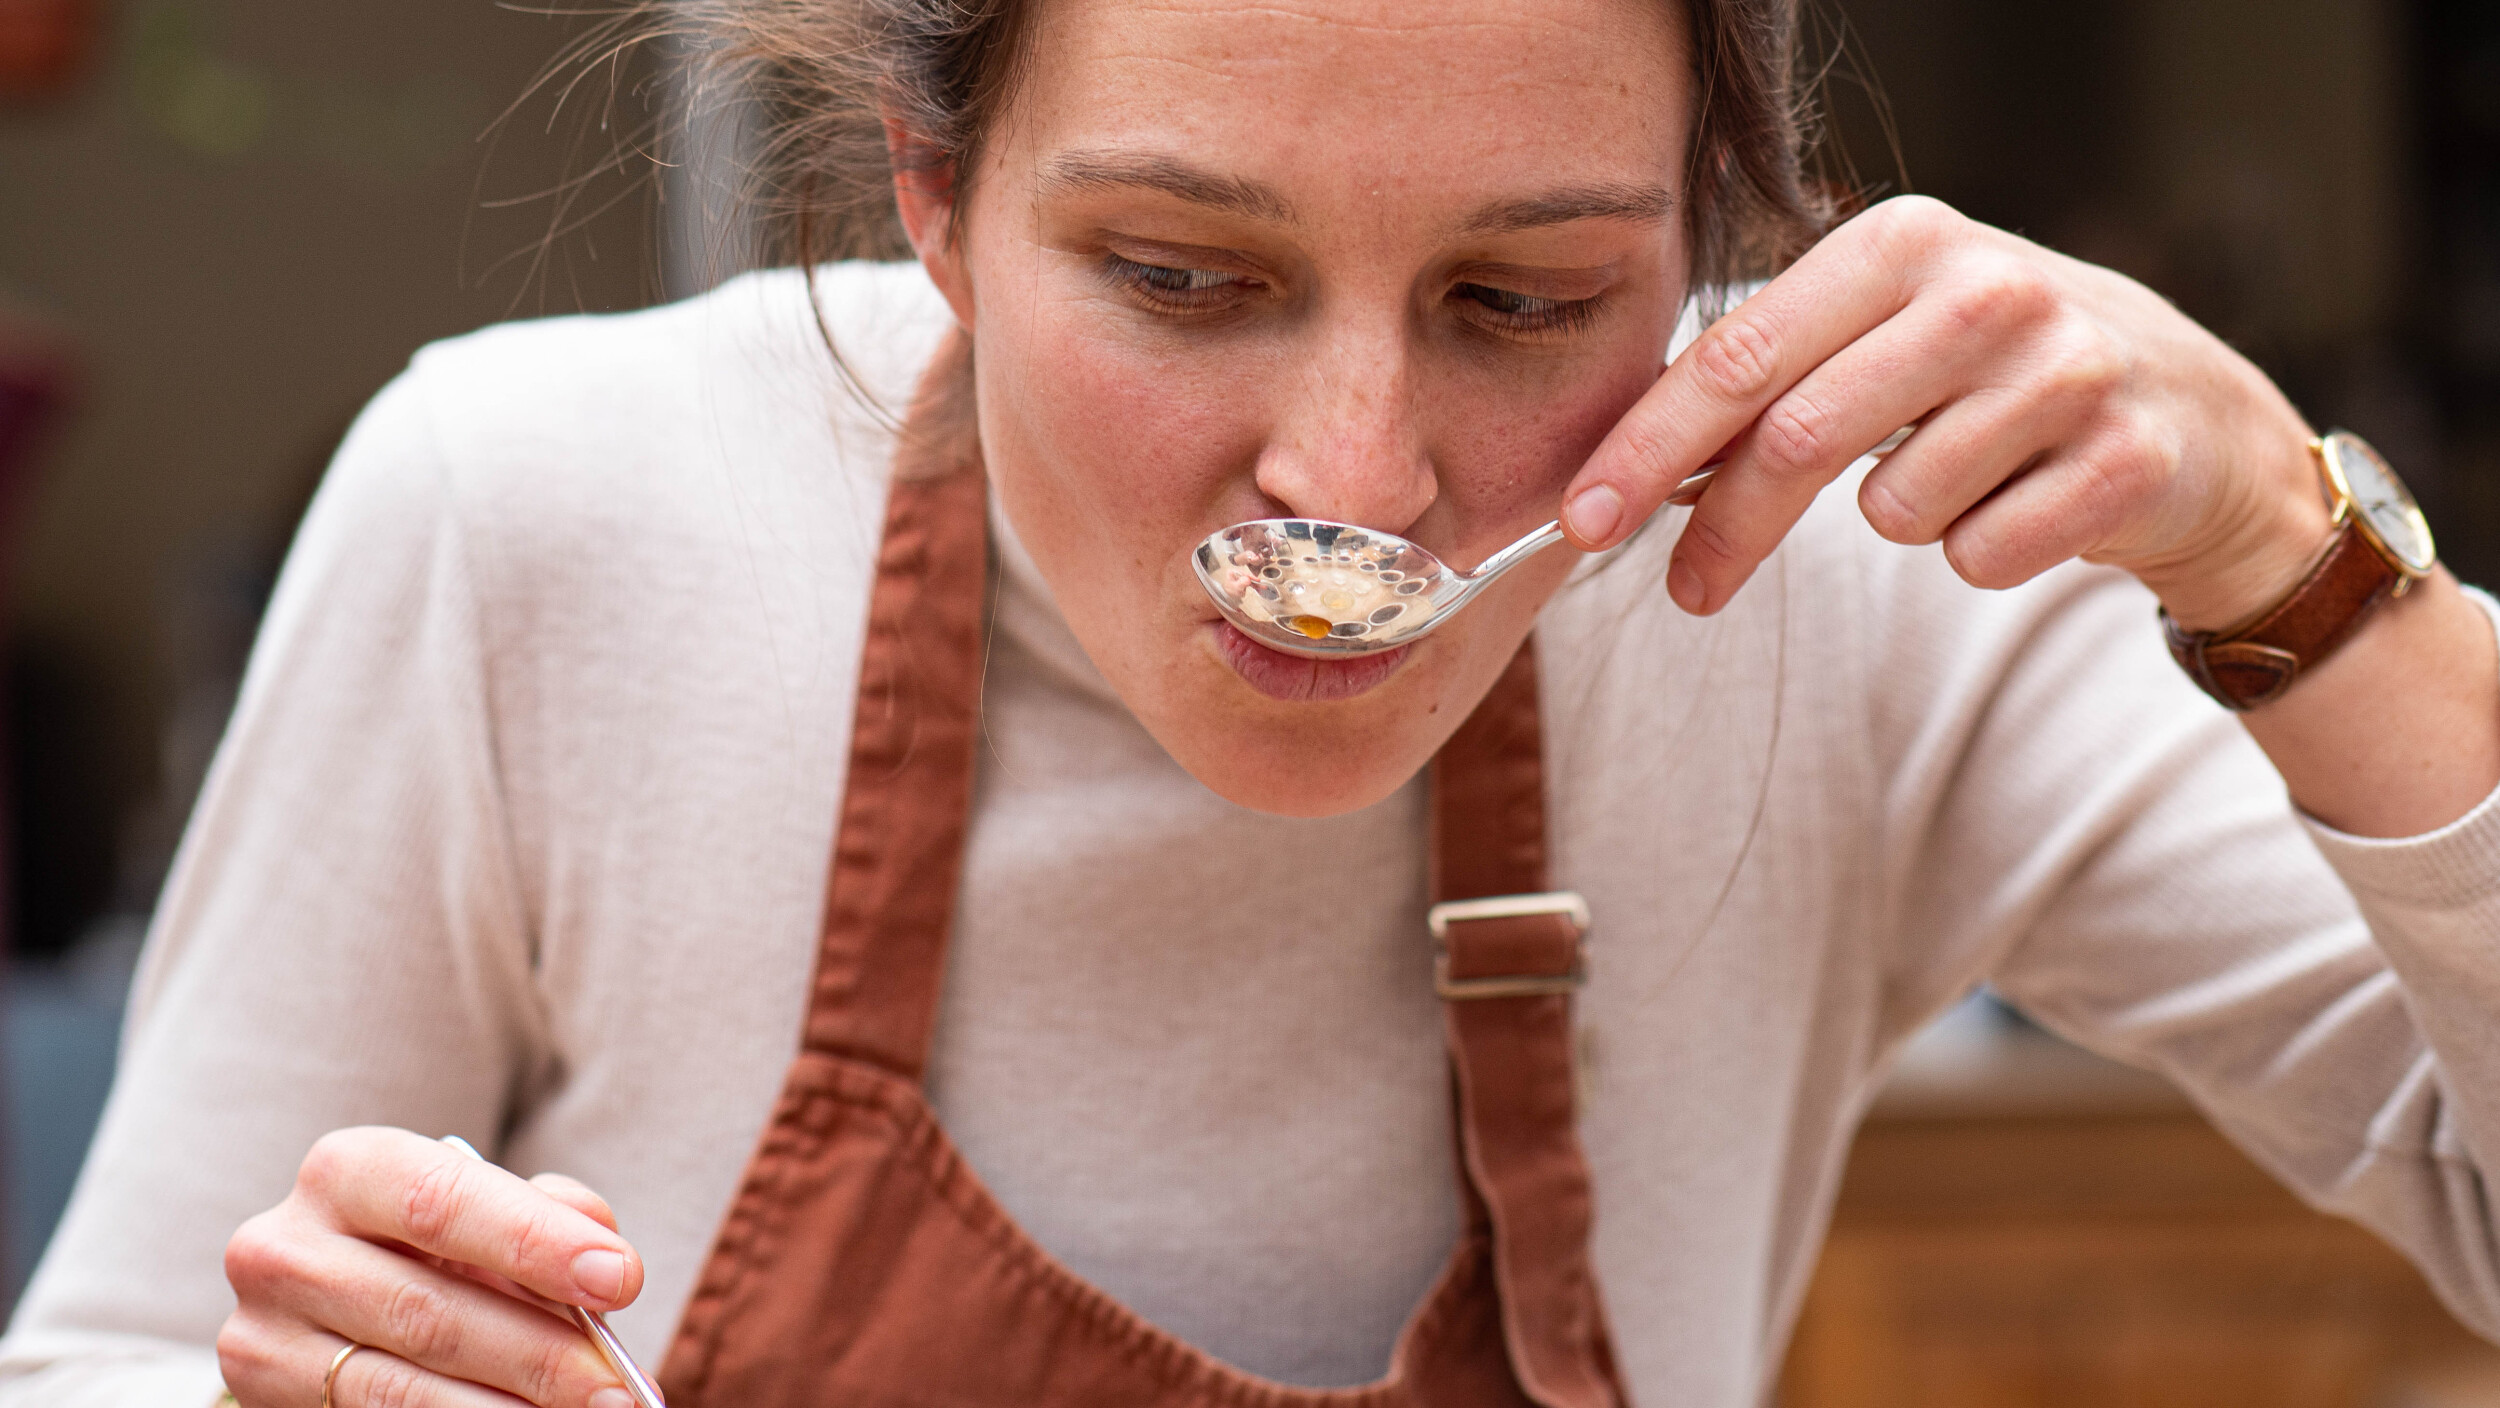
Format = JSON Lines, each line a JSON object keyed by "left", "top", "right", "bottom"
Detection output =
{"left": 1251, "top": 323, "right": 1438, "bottom": 532}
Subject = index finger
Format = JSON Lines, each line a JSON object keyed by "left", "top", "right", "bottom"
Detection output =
{"left": 1559, "top": 203, "right": 1921, "bottom": 554}
{"left": 300, "top": 1127, "right": 643, "bottom": 1312}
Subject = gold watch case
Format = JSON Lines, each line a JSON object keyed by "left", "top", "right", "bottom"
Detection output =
{"left": 2316, "top": 430, "right": 2436, "bottom": 588}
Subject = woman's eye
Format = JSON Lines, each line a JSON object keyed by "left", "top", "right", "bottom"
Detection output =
{"left": 1104, "top": 256, "right": 1252, "bottom": 310}
{"left": 1452, "top": 282, "right": 1600, "bottom": 336}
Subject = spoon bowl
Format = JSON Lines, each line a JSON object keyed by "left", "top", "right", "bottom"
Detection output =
{"left": 1194, "top": 518, "right": 1495, "bottom": 658}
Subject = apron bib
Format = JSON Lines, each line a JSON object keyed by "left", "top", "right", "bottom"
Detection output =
{"left": 657, "top": 346, "right": 1629, "bottom": 1408}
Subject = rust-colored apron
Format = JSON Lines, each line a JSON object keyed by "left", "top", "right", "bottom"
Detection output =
{"left": 657, "top": 359, "right": 1629, "bottom": 1408}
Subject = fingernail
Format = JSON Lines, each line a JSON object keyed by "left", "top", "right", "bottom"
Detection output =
{"left": 571, "top": 1248, "right": 627, "bottom": 1304}
{"left": 591, "top": 1387, "right": 636, "bottom": 1408}
{"left": 1564, "top": 485, "right": 1624, "bottom": 547}
{"left": 1667, "top": 556, "right": 1706, "bottom": 614}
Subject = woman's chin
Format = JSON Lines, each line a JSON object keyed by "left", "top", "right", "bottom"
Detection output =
{"left": 1208, "top": 621, "right": 1412, "bottom": 703}
{"left": 1121, "top": 622, "right": 1429, "bottom": 817}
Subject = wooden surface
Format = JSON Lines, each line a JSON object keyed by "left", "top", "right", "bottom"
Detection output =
{"left": 1779, "top": 1112, "right": 2500, "bottom": 1408}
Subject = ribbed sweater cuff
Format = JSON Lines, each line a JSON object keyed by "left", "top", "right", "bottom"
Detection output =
{"left": 2302, "top": 586, "right": 2500, "bottom": 908}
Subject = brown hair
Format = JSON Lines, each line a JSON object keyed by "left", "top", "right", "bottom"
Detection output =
{"left": 648, "top": 0, "right": 1837, "bottom": 305}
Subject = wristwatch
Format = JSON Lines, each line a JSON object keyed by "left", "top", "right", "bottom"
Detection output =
{"left": 2161, "top": 430, "right": 2436, "bottom": 711}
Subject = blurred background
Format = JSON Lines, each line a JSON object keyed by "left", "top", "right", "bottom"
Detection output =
{"left": 1, "top": 0, "right": 2496, "bottom": 1401}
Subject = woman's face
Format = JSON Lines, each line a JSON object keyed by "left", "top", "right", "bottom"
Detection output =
{"left": 909, "top": 0, "right": 1692, "bottom": 816}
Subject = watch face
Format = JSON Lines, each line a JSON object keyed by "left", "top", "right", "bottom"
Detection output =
{"left": 2326, "top": 433, "right": 2436, "bottom": 574}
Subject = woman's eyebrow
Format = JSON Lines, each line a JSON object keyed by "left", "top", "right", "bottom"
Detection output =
{"left": 1458, "top": 183, "right": 1677, "bottom": 235}
{"left": 1035, "top": 153, "right": 1671, "bottom": 237}
{"left": 1040, "top": 151, "right": 1297, "bottom": 224}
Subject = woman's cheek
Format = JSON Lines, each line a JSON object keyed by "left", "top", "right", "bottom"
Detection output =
{"left": 986, "top": 310, "right": 1281, "bottom": 653}
{"left": 1016, "top": 313, "right": 1271, "bottom": 523}
{"left": 1430, "top": 363, "right": 1653, "bottom": 525}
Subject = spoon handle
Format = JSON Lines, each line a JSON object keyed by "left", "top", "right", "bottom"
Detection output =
{"left": 1663, "top": 468, "right": 1716, "bottom": 506}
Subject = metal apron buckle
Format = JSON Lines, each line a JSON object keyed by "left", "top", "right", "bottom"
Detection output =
{"left": 1428, "top": 891, "right": 1591, "bottom": 1000}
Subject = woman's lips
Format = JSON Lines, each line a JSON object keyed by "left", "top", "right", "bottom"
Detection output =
{"left": 1212, "top": 621, "right": 1412, "bottom": 702}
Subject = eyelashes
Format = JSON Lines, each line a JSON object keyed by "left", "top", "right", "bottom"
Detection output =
{"left": 1100, "top": 255, "right": 1253, "bottom": 311}
{"left": 1449, "top": 282, "right": 1603, "bottom": 336}
{"left": 1097, "top": 255, "right": 1606, "bottom": 339}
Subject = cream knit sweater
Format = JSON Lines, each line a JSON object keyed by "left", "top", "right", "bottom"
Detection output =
{"left": 7, "top": 263, "right": 2500, "bottom": 1406}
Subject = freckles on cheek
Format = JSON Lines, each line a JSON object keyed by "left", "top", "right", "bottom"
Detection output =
{"left": 1018, "top": 317, "right": 1264, "bottom": 516}
{"left": 1438, "top": 378, "right": 1650, "bottom": 520}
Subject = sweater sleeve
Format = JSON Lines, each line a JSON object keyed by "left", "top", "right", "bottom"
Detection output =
{"left": 1873, "top": 528, "right": 2500, "bottom": 1338}
{"left": 0, "top": 365, "right": 545, "bottom": 1406}
{"left": 2282, "top": 600, "right": 2500, "bottom": 1324}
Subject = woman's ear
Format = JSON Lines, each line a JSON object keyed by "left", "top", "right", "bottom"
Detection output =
{"left": 886, "top": 118, "right": 974, "bottom": 329}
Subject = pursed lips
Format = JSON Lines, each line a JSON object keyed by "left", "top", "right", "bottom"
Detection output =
{"left": 1208, "top": 620, "right": 1414, "bottom": 703}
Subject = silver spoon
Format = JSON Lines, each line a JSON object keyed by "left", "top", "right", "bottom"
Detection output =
{"left": 1193, "top": 427, "right": 1914, "bottom": 658}
{"left": 440, "top": 1136, "right": 667, "bottom": 1408}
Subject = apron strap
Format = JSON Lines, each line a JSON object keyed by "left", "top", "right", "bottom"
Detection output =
{"left": 799, "top": 335, "right": 990, "bottom": 1077}
{"left": 1432, "top": 644, "right": 1626, "bottom": 1408}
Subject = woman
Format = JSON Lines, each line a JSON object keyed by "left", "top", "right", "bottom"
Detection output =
{"left": 6, "top": 0, "right": 2497, "bottom": 1403}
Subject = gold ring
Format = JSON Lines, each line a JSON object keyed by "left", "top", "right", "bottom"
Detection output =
{"left": 321, "top": 1341, "right": 364, "bottom": 1408}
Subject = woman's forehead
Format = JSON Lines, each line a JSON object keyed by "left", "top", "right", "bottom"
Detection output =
{"left": 1008, "top": 0, "right": 1691, "bottom": 169}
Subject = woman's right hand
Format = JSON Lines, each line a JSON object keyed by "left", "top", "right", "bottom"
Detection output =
{"left": 219, "top": 1127, "right": 648, "bottom": 1407}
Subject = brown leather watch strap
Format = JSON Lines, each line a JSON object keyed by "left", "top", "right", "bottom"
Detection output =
{"left": 2162, "top": 518, "right": 2400, "bottom": 711}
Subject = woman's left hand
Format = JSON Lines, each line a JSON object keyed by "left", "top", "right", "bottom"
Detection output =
{"left": 1559, "top": 194, "right": 2334, "bottom": 631}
